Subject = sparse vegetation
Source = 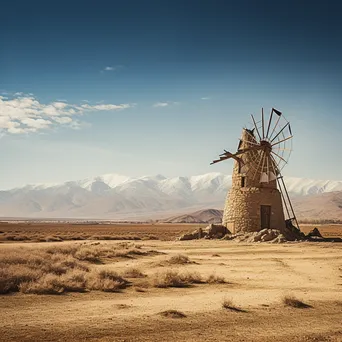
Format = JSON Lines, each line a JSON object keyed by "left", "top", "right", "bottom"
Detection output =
{"left": 168, "top": 254, "right": 191, "bottom": 265}
{"left": 153, "top": 270, "right": 190, "bottom": 288}
{"left": 86, "top": 269, "right": 129, "bottom": 292}
{"left": 159, "top": 310, "right": 187, "bottom": 318}
{"left": 0, "top": 243, "right": 155, "bottom": 294}
{"left": 222, "top": 298, "right": 245, "bottom": 312}
{"left": 282, "top": 295, "right": 312, "bottom": 308}
{"left": 206, "top": 274, "right": 226, "bottom": 284}
{"left": 122, "top": 267, "right": 146, "bottom": 278}
{"left": 153, "top": 270, "right": 203, "bottom": 288}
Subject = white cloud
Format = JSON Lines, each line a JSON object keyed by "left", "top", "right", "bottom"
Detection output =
{"left": 81, "top": 103, "right": 131, "bottom": 111}
{"left": 102, "top": 65, "right": 124, "bottom": 72}
{"left": 201, "top": 97, "right": 211, "bottom": 100}
{"left": 21, "top": 118, "right": 52, "bottom": 130}
{"left": 0, "top": 94, "right": 132, "bottom": 135}
{"left": 153, "top": 102, "right": 169, "bottom": 108}
{"left": 152, "top": 101, "right": 180, "bottom": 108}
{"left": 52, "top": 117, "right": 73, "bottom": 124}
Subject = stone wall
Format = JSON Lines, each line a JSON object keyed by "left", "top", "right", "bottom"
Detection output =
{"left": 222, "top": 186, "right": 285, "bottom": 233}
{"left": 222, "top": 129, "right": 286, "bottom": 234}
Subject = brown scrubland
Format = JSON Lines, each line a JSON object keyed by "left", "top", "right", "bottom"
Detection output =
{"left": 1, "top": 221, "right": 342, "bottom": 242}
{"left": 0, "top": 223, "right": 342, "bottom": 341}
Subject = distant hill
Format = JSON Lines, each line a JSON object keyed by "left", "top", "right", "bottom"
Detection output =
{"left": 292, "top": 191, "right": 342, "bottom": 221}
{"left": 161, "top": 209, "right": 223, "bottom": 224}
{"left": 160, "top": 192, "right": 342, "bottom": 224}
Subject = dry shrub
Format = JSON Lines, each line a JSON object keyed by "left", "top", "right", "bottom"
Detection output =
{"left": 0, "top": 245, "right": 137, "bottom": 294}
{"left": 46, "top": 242, "right": 150, "bottom": 261}
{"left": 44, "top": 236, "right": 63, "bottom": 242}
{"left": 159, "top": 310, "right": 187, "bottom": 318}
{"left": 153, "top": 271, "right": 189, "bottom": 288}
{"left": 0, "top": 265, "right": 43, "bottom": 294}
{"left": 19, "top": 274, "right": 65, "bottom": 294}
{"left": 168, "top": 254, "right": 191, "bottom": 265}
{"left": 153, "top": 270, "right": 202, "bottom": 288}
{"left": 4, "top": 234, "right": 29, "bottom": 241}
{"left": 86, "top": 269, "right": 129, "bottom": 292}
{"left": 141, "top": 235, "right": 158, "bottom": 240}
{"left": 90, "top": 235, "right": 141, "bottom": 241}
{"left": 207, "top": 274, "right": 226, "bottom": 284}
{"left": 122, "top": 267, "right": 145, "bottom": 278}
{"left": 181, "top": 271, "right": 203, "bottom": 284}
{"left": 222, "top": 298, "right": 245, "bottom": 312}
{"left": 283, "top": 295, "right": 312, "bottom": 308}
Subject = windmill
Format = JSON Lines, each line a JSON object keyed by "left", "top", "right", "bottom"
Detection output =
{"left": 211, "top": 108, "right": 300, "bottom": 234}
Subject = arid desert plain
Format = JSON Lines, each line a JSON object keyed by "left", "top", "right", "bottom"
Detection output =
{"left": 0, "top": 222, "right": 342, "bottom": 342}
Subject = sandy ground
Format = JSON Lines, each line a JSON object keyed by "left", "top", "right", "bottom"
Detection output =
{"left": 1, "top": 240, "right": 342, "bottom": 341}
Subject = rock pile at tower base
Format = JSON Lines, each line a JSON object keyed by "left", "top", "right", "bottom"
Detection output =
{"left": 178, "top": 224, "right": 308, "bottom": 243}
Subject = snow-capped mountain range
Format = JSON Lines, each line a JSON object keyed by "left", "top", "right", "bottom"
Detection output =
{"left": 1, "top": 172, "right": 342, "bottom": 220}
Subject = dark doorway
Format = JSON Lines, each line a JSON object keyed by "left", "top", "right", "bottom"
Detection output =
{"left": 260, "top": 205, "right": 271, "bottom": 229}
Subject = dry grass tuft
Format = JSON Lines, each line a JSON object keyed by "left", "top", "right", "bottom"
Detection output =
{"left": 282, "top": 295, "right": 312, "bottom": 308}
{"left": 86, "top": 269, "right": 129, "bottom": 292}
{"left": 159, "top": 310, "right": 187, "bottom": 318}
{"left": 207, "top": 274, "right": 226, "bottom": 284}
{"left": 167, "top": 254, "right": 191, "bottom": 265}
{"left": 122, "top": 267, "right": 146, "bottom": 278}
{"left": 153, "top": 270, "right": 203, "bottom": 288}
{"left": 153, "top": 270, "right": 189, "bottom": 288}
{"left": 0, "top": 244, "right": 148, "bottom": 294}
{"left": 222, "top": 298, "right": 246, "bottom": 312}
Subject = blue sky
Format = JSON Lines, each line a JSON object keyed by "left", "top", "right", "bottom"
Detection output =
{"left": 1, "top": 0, "right": 342, "bottom": 188}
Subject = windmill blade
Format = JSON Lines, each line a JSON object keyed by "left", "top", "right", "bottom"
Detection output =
{"left": 251, "top": 114, "right": 262, "bottom": 141}
{"left": 269, "top": 153, "right": 281, "bottom": 176}
{"left": 271, "top": 150, "right": 288, "bottom": 164}
{"left": 210, "top": 155, "right": 230, "bottom": 165}
{"left": 272, "top": 108, "right": 282, "bottom": 116}
{"left": 268, "top": 111, "right": 282, "bottom": 141}
{"left": 261, "top": 108, "right": 265, "bottom": 139}
{"left": 289, "top": 124, "right": 292, "bottom": 135}
{"left": 271, "top": 135, "right": 293, "bottom": 147}
{"left": 269, "top": 171, "right": 277, "bottom": 181}
{"left": 243, "top": 129, "right": 260, "bottom": 147}
{"left": 210, "top": 145, "right": 263, "bottom": 165}
{"left": 260, "top": 172, "right": 269, "bottom": 183}
{"left": 259, "top": 150, "right": 267, "bottom": 182}
{"left": 270, "top": 122, "right": 290, "bottom": 143}
{"left": 219, "top": 149, "right": 230, "bottom": 156}
{"left": 265, "top": 108, "right": 273, "bottom": 140}
{"left": 265, "top": 153, "right": 277, "bottom": 181}
{"left": 240, "top": 137, "right": 259, "bottom": 145}
{"left": 246, "top": 149, "right": 264, "bottom": 180}
{"left": 272, "top": 147, "right": 292, "bottom": 151}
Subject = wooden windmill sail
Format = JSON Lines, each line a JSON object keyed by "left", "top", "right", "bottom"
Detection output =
{"left": 211, "top": 108, "right": 299, "bottom": 234}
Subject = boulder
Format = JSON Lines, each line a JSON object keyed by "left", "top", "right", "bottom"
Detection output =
{"left": 178, "top": 233, "right": 197, "bottom": 241}
{"left": 204, "top": 224, "right": 229, "bottom": 238}
{"left": 261, "top": 229, "right": 279, "bottom": 242}
{"left": 307, "top": 227, "right": 323, "bottom": 238}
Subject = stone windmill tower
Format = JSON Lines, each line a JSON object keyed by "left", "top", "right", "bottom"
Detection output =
{"left": 211, "top": 108, "right": 299, "bottom": 234}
